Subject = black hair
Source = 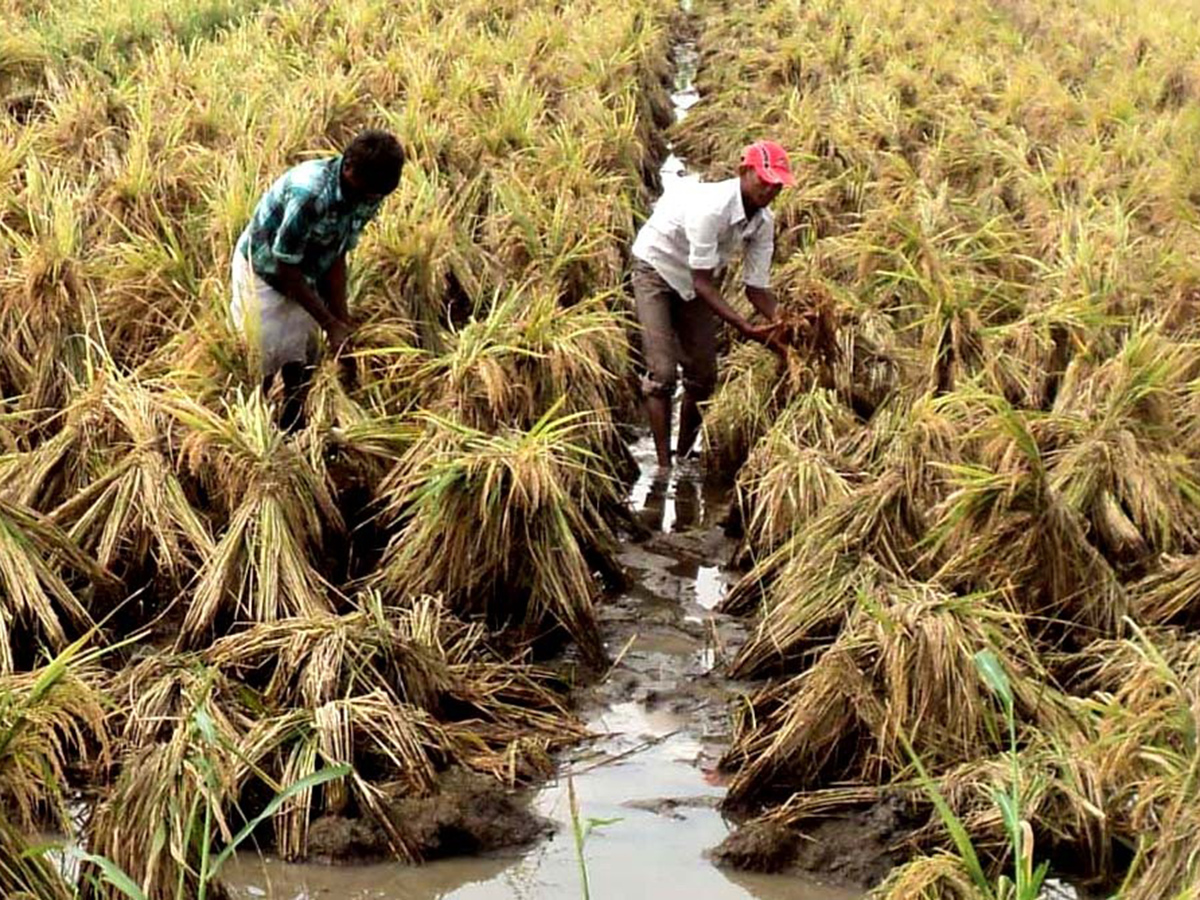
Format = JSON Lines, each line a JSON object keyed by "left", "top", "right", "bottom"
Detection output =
{"left": 343, "top": 129, "right": 404, "bottom": 195}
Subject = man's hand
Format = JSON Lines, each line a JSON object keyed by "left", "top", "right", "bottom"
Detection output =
{"left": 692, "top": 268, "right": 786, "bottom": 356}
{"left": 326, "top": 318, "right": 354, "bottom": 351}
{"left": 743, "top": 320, "right": 787, "bottom": 357}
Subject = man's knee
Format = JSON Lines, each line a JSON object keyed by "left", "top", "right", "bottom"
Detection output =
{"left": 680, "top": 348, "right": 717, "bottom": 401}
{"left": 638, "top": 332, "right": 678, "bottom": 399}
{"left": 279, "top": 361, "right": 311, "bottom": 389}
{"left": 641, "top": 372, "right": 676, "bottom": 399}
{"left": 682, "top": 374, "right": 716, "bottom": 402}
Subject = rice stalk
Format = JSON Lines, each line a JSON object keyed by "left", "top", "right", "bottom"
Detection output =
{"left": 0, "top": 495, "right": 105, "bottom": 673}
{"left": 269, "top": 693, "right": 446, "bottom": 862}
{"left": 370, "top": 406, "right": 619, "bottom": 664}
{"left": 167, "top": 391, "right": 341, "bottom": 645}
{"left": 724, "top": 578, "right": 1059, "bottom": 807}
{"left": 46, "top": 376, "right": 215, "bottom": 585}
{"left": 722, "top": 466, "right": 925, "bottom": 632}
{"left": 925, "top": 393, "right": 1128, "bottom": 641}
{"left": 84, "top": 664, "right": 253, "bottom": 900}
{"left": 870, "top": 852, "right": 990, "bottom": 900}
{"left": 702, "top": 343, "right": 785, "bottom": 478}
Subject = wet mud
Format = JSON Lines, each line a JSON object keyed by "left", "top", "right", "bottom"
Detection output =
{"left": 305, "top": 769, "right": 551, "bottom": 864}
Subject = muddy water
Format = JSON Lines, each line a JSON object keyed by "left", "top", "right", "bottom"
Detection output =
{"left": 225, "top": 436, "right": 859, "bottom": 900}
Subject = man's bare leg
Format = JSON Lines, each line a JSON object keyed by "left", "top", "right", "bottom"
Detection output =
{"left": 279, "top": 361, "right": 311, "bottom": 433}
{"left": 646, "top": 393, "right": 673, "bottom": 468}
{"left": 675, "top": 389, "right": 704, "bottom": 461}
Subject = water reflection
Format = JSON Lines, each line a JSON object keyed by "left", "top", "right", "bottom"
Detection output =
{"left": 223, "top": 852, "right": 515, "bottom": 900}
{"left": 695, "top": 565, "right": 726, "bottom": 609}
{"left": 634, "top": 471, "right": 711, "bottom": 535}
{"left": 672, "top": 476, "right": 700, "bottom": 532}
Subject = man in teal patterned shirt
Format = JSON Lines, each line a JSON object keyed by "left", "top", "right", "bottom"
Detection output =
{"left": 232, "top": 129, "right": 404, "bottom": 429}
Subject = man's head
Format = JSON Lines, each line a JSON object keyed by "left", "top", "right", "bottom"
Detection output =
{"left": 738, "top": 139, "right": 796, "bottom": 212}
{"left": 341, "top": 129, "right": 405, "bottom": 204}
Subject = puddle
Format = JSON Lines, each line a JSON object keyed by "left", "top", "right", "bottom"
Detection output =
{"left": 659, "top": 2, "right": 701, "bottom": 190}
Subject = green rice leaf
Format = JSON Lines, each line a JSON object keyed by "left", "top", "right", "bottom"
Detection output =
{"left": 209, "top": 764, "right": 352, "bottom": 873}
{"left": 73, "top": 851, "right": 148, "bottom": 900}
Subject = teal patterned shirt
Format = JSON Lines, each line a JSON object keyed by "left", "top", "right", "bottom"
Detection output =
{"left": 235, "top": 155, "right": 382, "bottom": 285}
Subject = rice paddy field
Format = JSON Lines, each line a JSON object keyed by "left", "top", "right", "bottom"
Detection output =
{"left": 4, "top": 0, "right": 1200, "bottom": 897}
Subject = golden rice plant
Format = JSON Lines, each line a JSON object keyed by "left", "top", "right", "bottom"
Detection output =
{"left": 294, "top": 353, "right": 422, "bottom": 496}
{"left": 749, "top": 716, "right": 1112, "bottom": 884}
{"left": 896, "top": 725, "right": 1111, "bottom": 879}
{"left": 727, "top": 386, "right": 859, "bottom": 565}
{"left": 84, "top": 660, "right": 259, "bottom": 900}
{"left": 205, "top": 594, "right": 580, "bottom": 749}
{"left": 925, "top": 392, "right": 1128, "bottom": 642}
{"left": 167, "top": 390, "right": 342, "bottom": 646}
{"left": 203, "top": 601, "right": 455, "bottom": 713}
{"left": 0, "top": 495, "right": 107, "bottom": 673}
{"left": 0, "top": 639, "right": 108, "bottom": 900}
{"left": 201, "top": 594, "right": 581, "bottom": 860}
{"left": 702, "top": 343, "right": 786, "bottom": 478}
{"left": 1133, "top": 556, "right": 1200, "bottom": 627}
{"left": 42, "top": 375, "right": 215, "bottom": 587}
{"left": 735, "top": 433, "right": 851, "bottom": 561}
{"left": 370, "top": 406, "right": 620, "bottom": 665}
{"left": 0, "top": 159, "right": 92, "bottom": 416}
{"left": 413, "top": 283, "right": 630, "bottom": 437}
{"left": 1047, "top": 328, "right": 1200, "bottom": 565}
{"left": 843, "top": 390, "right": 972, "bottom": 509}
{"left": 870, "top": 853, "right": 990, "bottom": 900}
{"left": 721, "top": 466, "right": 926, "bottom": 630}
{"left": 265, "top": 694, "right": 445, "bottom": 862}
{"left": 673, "top": 0, "right": 1200, "bottom": 885}
{"left": 0, "top": 639, "right": 110, "bottom": 832}
{"left": 0, "top": 814, "right": 72, "bottom": 900}
{"left": 1070, "top": 627, "right": 1200, "bottom": 898}
{"left": 0, "top": 0, "right": 687, "bottom": 888}
{"left": 3, "top": 369, "right": 116, "bottom": 511}
{"left": 353, "top": 166, "right": 491, "bottom": 348}
{"left": 723, "top": 577, "right": 1062, "bottom": 808}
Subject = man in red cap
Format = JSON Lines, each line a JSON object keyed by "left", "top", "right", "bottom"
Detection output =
{"left": 631, "top": 139, "right": 795, "bottom": 468}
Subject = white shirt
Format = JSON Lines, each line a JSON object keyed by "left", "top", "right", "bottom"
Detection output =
{"left": 631, "top": 177, "right": 774, "bottom": 301}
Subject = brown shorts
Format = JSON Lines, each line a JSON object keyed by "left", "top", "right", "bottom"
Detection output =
{"left": 632, "top": 260, "right": 719, "bottom": 399}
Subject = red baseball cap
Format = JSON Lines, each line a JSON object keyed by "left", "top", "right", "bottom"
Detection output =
{"left": 740, "top": 139, "right": 797, "bottom": 187}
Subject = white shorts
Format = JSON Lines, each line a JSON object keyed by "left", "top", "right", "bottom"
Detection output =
{"left": 230, "top": 253, "right": 319, "bottom": 378}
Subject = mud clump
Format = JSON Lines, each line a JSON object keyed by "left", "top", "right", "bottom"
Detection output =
{"left": 713, "top": 797, "right": 910, "bottom": 887}
{"left": 307, "top": 768, "right": 550, "bottom": 863}
{"left": 711, "top": 821, "right": 799, "bottom": 873}
{"left": 307, "top": 816, "right": 382, "bottom": 862}
{"left": 791, "top": 800, "right": 906, "bottom": 886}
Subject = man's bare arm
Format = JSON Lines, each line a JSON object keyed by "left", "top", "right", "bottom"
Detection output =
{"left": 693, "top": 269, "right": 784, "bottom": 355}
{"left": 693, "top": 269, "right": 755, "bottom": 333}
{"left": 745, "top": 285, "right": 778, "bottom": 321}
{"left": 319, "top": 254, "right": 350, "bottom": 324}
{"left": 270, "top": 262, "right": 350, "bottom": 347}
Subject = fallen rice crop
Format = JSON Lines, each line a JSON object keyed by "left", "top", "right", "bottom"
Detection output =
{"left": 8, "top": 0, "right": 1200, "bottom": 894}
{"left": 684, "top": 0, "right": 1200, "bottom": 894}
{"left": 0, "top": 0, "right": 675, "bottom": 894}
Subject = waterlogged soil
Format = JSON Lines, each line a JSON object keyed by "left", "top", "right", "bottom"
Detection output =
{"left": 224, "top": 436, "right": 863, "bottom": 899}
